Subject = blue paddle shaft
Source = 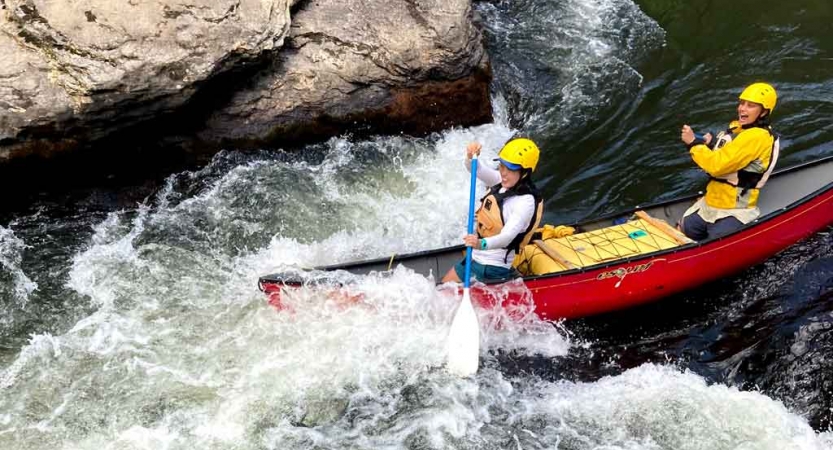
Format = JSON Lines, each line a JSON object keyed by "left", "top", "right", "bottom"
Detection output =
{"left": 464, "top": 156, "right": 478, "bottom": 288}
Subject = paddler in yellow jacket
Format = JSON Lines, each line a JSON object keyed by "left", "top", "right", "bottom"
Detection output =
{"left": 441, "top": 138, "right": 544, "bottom": 283}
{"left": 679, "top": 82, "right": 780, "bottom": 241}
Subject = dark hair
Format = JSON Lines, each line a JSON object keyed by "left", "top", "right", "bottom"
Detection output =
{"left": 754, "top": 113, "right": 771, "bottom": 128}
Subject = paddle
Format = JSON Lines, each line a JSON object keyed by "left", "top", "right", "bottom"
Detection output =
{"left": 445, "top": 154, "right": 481, "bottom": 377}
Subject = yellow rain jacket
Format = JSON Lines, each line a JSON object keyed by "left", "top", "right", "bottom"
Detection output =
{"left": 690, "top": 126, "right": 776, "bottom": 210}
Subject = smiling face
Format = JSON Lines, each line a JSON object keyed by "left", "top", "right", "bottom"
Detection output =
{"left": 498, "top": 163, "right": 522, "bottom": 189}
{"left": 737, "top": 100, "right": 767, "bottom": 126}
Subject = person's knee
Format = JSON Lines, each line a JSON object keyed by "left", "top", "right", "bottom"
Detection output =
{"left": 441, "top": 267, "right": 461, "bottom": 283}
{"left": 708, "top": 217, "right": 743, "bottom": 239}
{"left": 681, "top": 214, "right": 707, "bottom": 241}
{"left": 483, "top": 265, "right": 517, "bottom": 281}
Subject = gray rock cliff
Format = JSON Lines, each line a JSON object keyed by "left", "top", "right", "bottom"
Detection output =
{"left": 0, "top": 0, "right": 490, "bottom": 168}
{"left": 197, "top": 0, "right": 491, "bottom": 147}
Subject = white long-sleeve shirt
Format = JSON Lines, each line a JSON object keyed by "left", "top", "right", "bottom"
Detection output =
{"left": 464, "top": 159, "right": 536, "bottom": 268}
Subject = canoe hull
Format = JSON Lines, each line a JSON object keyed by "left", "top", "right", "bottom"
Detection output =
{"left": 519, "top": 185, "right": 833, "bottom": 319}
{"left": 259, "top": 156, "right": 833, "bottom": 321}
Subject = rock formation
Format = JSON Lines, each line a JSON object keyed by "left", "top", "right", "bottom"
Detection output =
{"left": 0, "top": 0, "right": 491, "bottom": 169}
{"left": 197, "top": 0, "right": 491, "bottom": 148}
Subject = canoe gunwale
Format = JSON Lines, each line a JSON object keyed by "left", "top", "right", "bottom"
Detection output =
{"left": 519, "top": 167, "right": 833, "bottom": 283}
{"left": 258, "top": 154, "right": 833, "bottom": 289}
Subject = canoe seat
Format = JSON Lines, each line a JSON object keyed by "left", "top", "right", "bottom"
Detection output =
{"left": 515, "top": 212, "right": 694, "bottom": 276}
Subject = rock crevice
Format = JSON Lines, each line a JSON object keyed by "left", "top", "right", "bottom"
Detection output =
{"left": 0, "top": 0, "right": 491, "bottom": 174}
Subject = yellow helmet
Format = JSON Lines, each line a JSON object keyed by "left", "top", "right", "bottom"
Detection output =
{"left": 739, "top": 82, "right": 777, "bottom": 112}
{"left": 497, "top": 138, "right": 540, "bottom": 172}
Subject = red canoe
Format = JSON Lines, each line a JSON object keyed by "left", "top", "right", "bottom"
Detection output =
{"left": 259, "top": 155, "right": 833, "bottom": 320}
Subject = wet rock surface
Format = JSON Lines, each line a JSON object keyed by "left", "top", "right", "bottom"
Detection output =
{"left": 197, "top": 0, "right": 491, "bottom": 148}
{"left": 0, "top": 0, "right": 491, "bottom": 180}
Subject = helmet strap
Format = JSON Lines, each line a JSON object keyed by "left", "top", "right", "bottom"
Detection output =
{"left": 755, "top": 113, "right": 771, "bottom": 128}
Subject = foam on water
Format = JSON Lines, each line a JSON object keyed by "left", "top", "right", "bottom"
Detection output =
{"left": 2, "top": 110, "right": 830, "bottom": 449}
{"left": 486, "top": 364, "right": 833, "bottom": 449}
{"left": 0, "top": 102, "right": 576, "bottom": 448}
{"left": 0, "top": 225, "right": 38, "bottom": 333}
{"left": 477, "top": 0, "right": 665, "bottom": 135}
{"left": 0, "top": 225, "right": 37, "bottom": 306}
{"left": 1, "top": 0, "right": 832, "bottom": 448}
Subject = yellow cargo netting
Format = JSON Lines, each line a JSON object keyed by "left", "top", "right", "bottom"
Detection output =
{"left": 515, "top": 214, "right": 693, "bottom": 276}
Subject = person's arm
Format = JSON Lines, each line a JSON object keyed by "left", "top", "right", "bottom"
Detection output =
{"left": 690, "top": 128, "right": 770, "bottom": 177}
{"left": 481, "top": 195, "right": 535, "bottom": 250}
{"left": 463, "top": 142, "right": 501, "bottom": 186}
{"left": 465, "top": 159, "right": 501, "bottom": 186}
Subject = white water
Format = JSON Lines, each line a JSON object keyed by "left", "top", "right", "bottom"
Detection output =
{"left": 2, "top": 102, "right": 830, "bottom": 448}
{"left": 476, "top": 0, "right": 666, "bottom": 136}
{"left": 2, "top": 0, "right": 832, "bottom": 448}
{"left": 0, "top": 225, "right": 37, "bottom": 330}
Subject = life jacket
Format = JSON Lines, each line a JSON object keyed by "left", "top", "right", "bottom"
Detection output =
{"left": 475, "top": 179, "right": 544, "bottom": 256}
{"left": 706, "top": 122, "right": 780, "bottom": 208}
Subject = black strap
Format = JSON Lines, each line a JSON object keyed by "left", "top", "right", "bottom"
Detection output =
{"left": 708, "top": 126, "right": 778, "bottom": 196}
{"left": 485, "top": 179, "right": 542, "bottom": 260}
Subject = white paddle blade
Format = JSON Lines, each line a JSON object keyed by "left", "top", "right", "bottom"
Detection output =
{"left": 445, "top": 289, "right": 480, "bottom": 377}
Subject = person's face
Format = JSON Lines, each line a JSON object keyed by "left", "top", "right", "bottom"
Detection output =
{"left": 738, "top": 100, "right": 766, "bottom": 126}
{"left": 499, "top": 163, "right": 521, "bottom": 188}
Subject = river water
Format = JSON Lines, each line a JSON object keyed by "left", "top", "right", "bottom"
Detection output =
{"left": 2, "top": 0, "right": 833, "bottom": 448}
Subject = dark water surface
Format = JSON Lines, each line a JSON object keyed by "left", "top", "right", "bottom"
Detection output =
{"left": 1, "top": 0, "right": 833, "bottom": 448}
{"left": 485, "top": 0, "right": 833, "bottom": 431}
